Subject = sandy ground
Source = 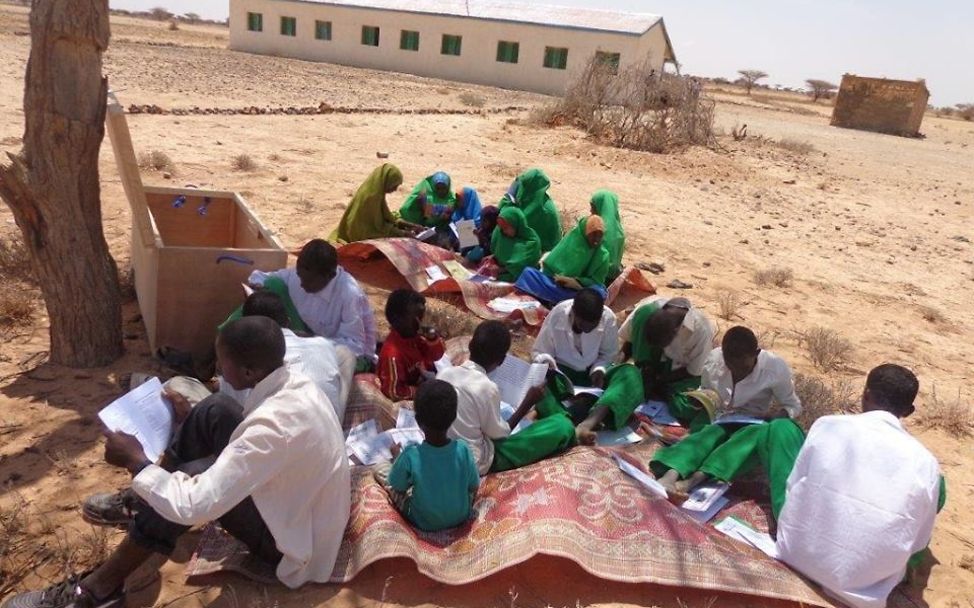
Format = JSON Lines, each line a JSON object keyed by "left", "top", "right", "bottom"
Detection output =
{"left": 1, "top": 5, "right": 973, "bottom": 607}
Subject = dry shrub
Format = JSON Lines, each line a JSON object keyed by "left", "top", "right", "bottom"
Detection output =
{"left": 137, "top": 149, "right": 173, "bottom": 172}
{"left": 231, "top": 154, "right": 258, "bottom": 172}
{"left": 793, "top": 373, "right": 858, "bottom": 430}
{"left": 458, "top": 92, "right": 486, "bottom": 108}
{"left": 167, "top": 19, "right": 179, "bottom": 31}
{"left": 753, "top": 267, "right": 793, "bottom": 288}
{"left": 0, "top": 236, "right": 33, "bottom": 283}
{"left": 914, "top": 386, "right": 973, "bottom": 437}
{"left": 0, "top": 284, "right": 33, "bottom": 326}
{"left": 534, "top": 55, "right": 717, "bottom": 153}
{"left": 918, "top": 305, "right": 946, "bottom": 324}
{"left": 776, "top": 138, "right": 816, "bottom": 154}
{"left": 801, "top": 327, "right": 853, "bottom": 372}
{"left": 716, "top": 291, "right": 743, "bottom": 321}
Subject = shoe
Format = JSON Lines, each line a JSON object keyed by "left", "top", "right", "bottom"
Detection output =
{"left": 1, "top": 573, "right": 123, "bottom": 608}
{"left": 81, "top": 489, "right": 139, "bottom": 527}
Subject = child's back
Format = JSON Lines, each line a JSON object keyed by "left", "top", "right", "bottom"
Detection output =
{"left": 388, "top": 439, "right": 479, "bottom": 531}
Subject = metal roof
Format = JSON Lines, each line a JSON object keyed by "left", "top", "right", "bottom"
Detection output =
{"left": 291, "top": 0, "right": 665, "bottom": 36}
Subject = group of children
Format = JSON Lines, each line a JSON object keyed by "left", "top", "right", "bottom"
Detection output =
{"left": 2, "top": 193, "right": 945, "bottom": 608}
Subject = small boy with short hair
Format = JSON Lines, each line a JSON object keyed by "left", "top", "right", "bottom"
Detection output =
{"left": 373, "top": 380, "right": 480, "bottom": 532}
{"left": 377, "top": 289, "right": 446, "bottom": 401}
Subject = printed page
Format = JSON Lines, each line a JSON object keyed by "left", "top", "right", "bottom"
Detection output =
{"left": 612, "top": 453, "right": 667, "bottom": 498}
{"left": 425, "top": 265, "right": 448, "bottom": 283}
{"left": 488, "top": 356, "right": 547, "bottom": 408}
{"left": 684, "top": 496, "right": 729, "bottom": 523}
{"left": 98, "top": 377, "right": 173, "bottom": 462}
{"left": 345, "top": 419, "right": 393, "bottom": 465}
{"left": 396, "top": 407, "right": 419, "bottom": 430}
{"left": 385, "top": 428, "right": 424, "bottom": 448}
{"left": 596, "top": 427, "right": 643, "bottom": 447}
{"left": 682, "top": 481, "right": 731, "bottom": 513}
{"left": 636, "top": 400, "right": 681, "bottom": 427}
{"left": 714, "top": 517, "right": 780, "bottom": 559}
{"left": 453, "top": 219, "right": 478, "bottom": 249}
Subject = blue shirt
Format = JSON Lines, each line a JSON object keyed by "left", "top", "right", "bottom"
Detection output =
{"left": 388, "top": 439, "right": 480, "bottom": 531}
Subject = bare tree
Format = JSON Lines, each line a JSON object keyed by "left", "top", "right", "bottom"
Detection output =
{"left": 737, "top": 69, "right": 768, "bottom": 95}
{"left": 149, "top": 6, "right": 173, "bottom": 20}
{"left": 806, "top": 79, "right": 839, "bottom": 102}
{"left": 183, "top": 12, "right": 201, "bottom": 23}
{"left": 0, "top": 0, "right": 123, "bottom": 367}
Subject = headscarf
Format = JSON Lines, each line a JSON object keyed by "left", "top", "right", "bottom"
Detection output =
{"left": 499, "top": 168, "right": 562, "bottom": 252}
{"left": 399, "top": 172, "right": 457, "bottom": 227}
{"left": 329, "top": 164, "right": 404, "bottom": 244}
{"left": 542, "top": 216, "right": 610, "bottom": 289}
{"left": 491, "top": 207, "right": 542, "bottom": 282}
{"left": 627, "top": 299, "right": 665, "bottom": 364}
{"left": 477, "top": 205, "right": 500, "bottom": 252}
{"left": 585, "top": 214, "right": 605, "bottom": 236}
{"left": 589, "top": 190, "right": 624, "bottom": 280}
{"left": 451, "top": 186, "right": 483, "bottom": 227}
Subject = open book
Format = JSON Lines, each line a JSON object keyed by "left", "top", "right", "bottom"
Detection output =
{"left": 98, "top": 377, "right": 173, "bottom": 462}
{"left": 487, "top": 355, "right": 548, "bottom": 409}
{"left": 450, "top": 219, "right": 478, "bottom": 249}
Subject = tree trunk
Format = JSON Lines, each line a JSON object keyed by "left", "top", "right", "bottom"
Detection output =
{"left": 0, "top": 0, "right": 122, "bottom": 367}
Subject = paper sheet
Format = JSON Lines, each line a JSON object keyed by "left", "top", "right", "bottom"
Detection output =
{"left": 345, "top": 420, "right": 393, "bottom": 465}
{"left": 98, "top": 377, "right": 173, "bottom": 462}
{"left": 612, "top": 454, "right": 667, "bottom": 498}
{"left": 488, "top": 355, "right": 548, "bottom": 409}
{"left": 714, "top": 516, "right": 780, "bottom": 559}
{"left": 396, "top": 407, "right": 418, "bottom": 430}
{"left": 487, "top": 297, "right": 542, "bottom": 314}
{"left": 386, "top": 427, "right": 425, "bottom": 448}
{"left": 425, "top": 265, "right": 448, "bottom": 283}
{"left": 241, "top": 283, "right": 254, "bottom": 296}
{"left": 572, "top": 386, "right": 604, "bottom": 397}
{"left": 451, "top": 219, "right": 479, "bottom": 249}
{"left": 682, "top": 481, "right": 731, "bottom": 513}
{"left": 500, "top": 401, "right": 533, "bottom": 435}
{"left": 595, "top": 427, "right": 643, "bottom": 447}
{"left": 415, "top": 228, "right": 437, "bottom": 241}
{"left": 441, "top": 259, "right": 473, "bottom": 281}
{"left": 684, "top": 496, "right": 729, "bottom": 523}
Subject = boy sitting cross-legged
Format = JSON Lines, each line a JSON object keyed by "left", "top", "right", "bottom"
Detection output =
{"left": 373, "top": 380, "right": 480, "bottom": 532}
{"left": 377, "top": 289, "right": 446, "bottom": 401}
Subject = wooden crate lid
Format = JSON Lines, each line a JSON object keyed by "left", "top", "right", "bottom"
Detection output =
{"left": 105, "top": 92, "right": 160, "bottom": 248}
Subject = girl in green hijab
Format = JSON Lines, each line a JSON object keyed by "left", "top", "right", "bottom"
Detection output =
{"left": 398, "top": 171, "right": 457, "bottom": 229}
{"left": 590, "top": 190, "right": 625, "bottom": 281}
{"left": 514, "top": 215, "right": 610, "bottom": 305}
{"left": 329, "top": 164, "right": 419, "bottom": 243}
{"left": 491, "top": 207, "right": 542, "bottom": 282}
{"left": 499, "top": 168, "right": 562, "bottom": 252}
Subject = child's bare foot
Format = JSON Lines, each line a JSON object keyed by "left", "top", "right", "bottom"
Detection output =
{"left": 575, "top": 426, "right": 598, "bottom": 446}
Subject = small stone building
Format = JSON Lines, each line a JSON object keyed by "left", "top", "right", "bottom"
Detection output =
{"left": 830, "top": 74, "right": 929, "bottom": 137}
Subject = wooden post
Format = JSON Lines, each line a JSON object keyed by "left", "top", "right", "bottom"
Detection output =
{"left": 0, "top": 0, "right": 122, "bottom": 367}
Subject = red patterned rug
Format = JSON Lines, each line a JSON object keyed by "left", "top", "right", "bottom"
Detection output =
{"left": 337, "top": 238, "right": 654, "bottom": 328}
{"left": 185, "top": 442, "right": 833, "bottom": 607}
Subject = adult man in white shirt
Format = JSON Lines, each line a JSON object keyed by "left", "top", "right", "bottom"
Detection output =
{"left": 649, "top": 326, "right": 804, "bottom": 513}
{"left": 776, "top": 364, "right": 944, "bottom": 608}
{"left": 532, "top": 288, "right": 619, "bottom": 389}
{"left": 249, "top": 239, "right": 377, "bottom": 367}
{"left": 4, "top": 318, "right": 351, "bottom": 608}
{"left": 440, "top": 321, "right": 576, "bottom": 475}
{"left": 575, "top": 295, "right": 715, "bottom": 444}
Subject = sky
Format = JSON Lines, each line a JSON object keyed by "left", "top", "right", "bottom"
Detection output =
{"left": 108, "top": 0, "right": 973, "bottom": 106}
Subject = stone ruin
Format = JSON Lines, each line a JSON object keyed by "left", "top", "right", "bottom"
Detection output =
{"left": 830, "top": 74, "right": 929, "bottom": 137}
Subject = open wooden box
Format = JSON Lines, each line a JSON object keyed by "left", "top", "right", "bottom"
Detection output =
{"left": 105, "top": 94, "right": 287, "bottom": 360}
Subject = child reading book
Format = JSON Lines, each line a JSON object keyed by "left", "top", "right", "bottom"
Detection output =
{"left": 373, "top": 380, "right": 480, "bottom": 532}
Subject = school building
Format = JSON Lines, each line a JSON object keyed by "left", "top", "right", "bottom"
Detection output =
{"left": 227, "top": 0, "right": 678, "bottom": 96}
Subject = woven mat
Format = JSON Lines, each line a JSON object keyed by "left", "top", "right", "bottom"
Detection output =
{"left": 186, "top": 441, "right": 834, "bottom": 607}
{"left": 337, "top": 238, "right": 655, "bottom": 328}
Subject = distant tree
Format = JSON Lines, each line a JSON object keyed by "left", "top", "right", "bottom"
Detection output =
{"left": 737, "top": 70, "right": 768, "bottom": 95}
{"left": 806, "top": 79, "right": 839, "bottom": 102}
{"left": 149, "top": 6, "right": 173, "bottom": 20}
{"left": 956, "top": 103, "right": 974, "bottom": 121}
{"left": 183, "top": 12, "right": 201, "bottom": 23}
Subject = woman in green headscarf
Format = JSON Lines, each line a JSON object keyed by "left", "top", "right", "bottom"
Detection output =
{"left": 514, "top": 215, "right": 609, "bottom": 305}
{"left": 329, "top": 164, "right": 419, "bottom": 244}
{"left": 491, "top": 207, "right": 542, "bottom": 282}
{"left": 590, "top": 190, "right": 625, "bottom": 281}
{"left": 499, "top": 168, "right": 562, "bottom": 252}
{"left": 399, "top": 171, "right": 457, "bottom": 229}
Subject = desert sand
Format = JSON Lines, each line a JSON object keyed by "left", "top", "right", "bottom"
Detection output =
{"left": 1, "top": 5, "right": 973, "bottom": 607}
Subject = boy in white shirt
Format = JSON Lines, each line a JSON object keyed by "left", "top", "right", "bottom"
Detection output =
{"left": 776, "top": 364, "right": 945, "bottom": 608}
{"left": 4, "top": 317, "right": 351, "bottom": 608}
{"left": 649, "top": 326, "right": 803, "bottom": 515}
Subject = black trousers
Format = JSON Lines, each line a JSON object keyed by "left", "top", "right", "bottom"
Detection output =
{"left": 128, "top": 394, "right": 283, "bottom": 567}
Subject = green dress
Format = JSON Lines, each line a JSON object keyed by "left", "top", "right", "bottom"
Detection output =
{"left": 329, "top": 164, "right": 405, "bottom": 243}
{"left": 399, "top": 173, "right": 457, "bottom": 228}
{"left": 589, "top": 190, "right": 625, "bottom": 281}
{"left": 542, "top": 217, "right": 610, "bottom": 288}
{"left": 492, "top": 207, "right": 542, "bottom": 282}
{"left": 500, "top": 169, "right": 562, "bottom": 252}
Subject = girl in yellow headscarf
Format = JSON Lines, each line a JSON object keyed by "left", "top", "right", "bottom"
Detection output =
{"left": 329, "top": 164, "right": 421, "bottom": 243}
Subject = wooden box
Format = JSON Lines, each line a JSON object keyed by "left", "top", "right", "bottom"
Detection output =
{"left": 105, "top": 95, "right": 287, "bottom": 360}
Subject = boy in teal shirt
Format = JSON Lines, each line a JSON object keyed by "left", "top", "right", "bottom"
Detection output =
{"left": 374, "top": 380, "right": 480, "bottom": 531}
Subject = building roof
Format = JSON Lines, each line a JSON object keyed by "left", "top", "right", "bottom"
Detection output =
{"left": 293, "top": 0, "right": 666, "bottom": 37}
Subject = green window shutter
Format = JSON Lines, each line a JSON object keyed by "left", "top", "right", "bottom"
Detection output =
{"left": 400, "top": 30, "right": 419, "bottom": 51}
{"left": 441, "top": 34, "right": 462, "bottom": 56}
{"left": 247, "top": 12, "right": 262, "bottom": 32}
{"left": 544, "top": 46, "right": 568, "bottom": 69}
{"left": 496, "top": 41, "right": 519, "bottom": 63}
{"left": 362, "top": 26, "right": 380, "bottom": 46}
{"left": 280, "top": 17, "right": 296, "bottom": 36}
{"left": 596, "top": 51, "right": 621, "bottom": 75}
{"left": 315, "top": 20, "right": 332, "bottom": 41}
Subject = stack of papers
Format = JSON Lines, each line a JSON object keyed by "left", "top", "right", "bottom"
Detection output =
{"left": 98, "top": 377, "right": 173, "bottom": 462}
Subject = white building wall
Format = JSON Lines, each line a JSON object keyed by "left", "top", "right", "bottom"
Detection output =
{"left": 228, "top": 0, "right": 670, "bottom": 96}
